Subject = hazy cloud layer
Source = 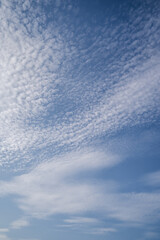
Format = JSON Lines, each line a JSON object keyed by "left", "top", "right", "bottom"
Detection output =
{"left": 0, "top": 150, "right": 160, "bottom": 227}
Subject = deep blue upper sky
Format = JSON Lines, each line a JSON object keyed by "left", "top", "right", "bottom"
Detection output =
{"left": 0, "top": 0, "right": 160, "bottom": 240}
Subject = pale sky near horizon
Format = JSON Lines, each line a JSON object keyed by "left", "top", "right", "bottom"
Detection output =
{"left": 0, "top": 0, "right": 160, "bottom": 239}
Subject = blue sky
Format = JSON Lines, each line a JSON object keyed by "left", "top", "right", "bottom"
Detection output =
{"left": 0, "top": 0, "right": 160, "bottom": 239}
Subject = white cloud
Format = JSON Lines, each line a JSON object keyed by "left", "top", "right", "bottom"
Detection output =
{"left": 0, "top": 229, "right": 9, "bottom": 233}
{"left": 64, "top": 217, "right": 99, "bottom": 224}
{"left": 90, "top": 227, "right": 117, "bottom": 235}
{"left": 0, "top": 149, "right": 120, "bottom": 218}
{"left": 104, "top": 192, "right": 160, "bottom": 223}
{"left": 144, "top": 171, "right": 160, "bottom": 186}
{"left": 10, "top": 218, "right": 29, "bottom": 230}
{"left": 0, "top": 234, "right": 10, "bottom": 240}
{"left": 0, "top": 149, "right": 160, "bottom": 226}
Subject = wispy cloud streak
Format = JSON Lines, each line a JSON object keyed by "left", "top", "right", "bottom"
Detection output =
{"left": 0, "top": 150, "right": 160, "bottom": 226}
